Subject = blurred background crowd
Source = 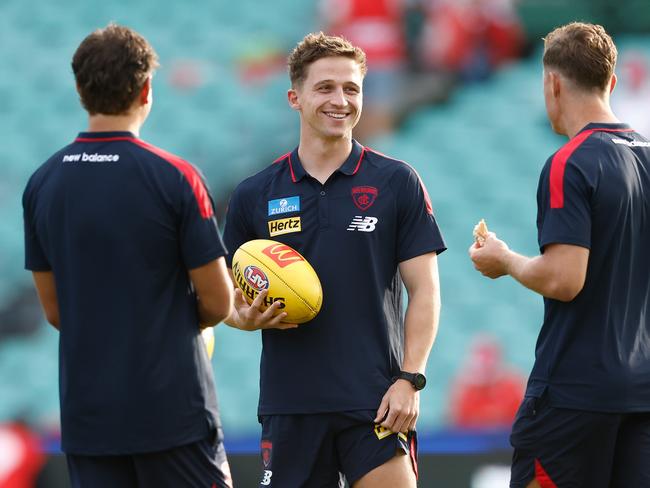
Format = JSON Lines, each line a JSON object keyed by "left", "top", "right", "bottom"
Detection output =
{"left": 1, "top": 0, "right": 649, "bottom": 485}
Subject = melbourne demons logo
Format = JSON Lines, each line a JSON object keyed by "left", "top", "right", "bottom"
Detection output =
{"left": 262, "top": 244, "right": 304, "bottom": 268}
{"left": 261, "top": 440, "right": 273, "bottom": 468}
{"left": 352, "top": 186, "right": 378, "bottom": 211}
{"left": 244, "top": 265, "right": 269, "bottom": 291}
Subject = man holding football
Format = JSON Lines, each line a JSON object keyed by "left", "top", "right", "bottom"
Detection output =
{"left": 223, "top": 32, "right": 445, "bottom": 487}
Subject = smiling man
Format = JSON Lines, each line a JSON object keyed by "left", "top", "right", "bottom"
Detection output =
{"left": 222, "top": 33, "right": 446, "bottom": 487}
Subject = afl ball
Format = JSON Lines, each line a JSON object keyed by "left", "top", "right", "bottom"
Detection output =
{"left": 232, "top": 239, "right": 322, "bottom": 324}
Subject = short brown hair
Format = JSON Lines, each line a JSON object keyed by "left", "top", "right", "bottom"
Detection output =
{"left": 543, "top": 22, "right": 617, "bottom": 91}
{"left": 288, "top": 32, "right": 367, "bottom": 87}
{"left": 72, "top": 24, "right": 159, "bottom": 115}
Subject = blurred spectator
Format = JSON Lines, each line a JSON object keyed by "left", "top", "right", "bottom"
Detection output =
{"left": 448, "top": 335, "right": 525, "bottom": 428}
{"left": 319, "top": 0, "right": 408, "bottom": 141}
{"left": 0, "top": 420, "right": 45, "bottom": 488}
{"left": 612, "top": 51, "right": 650, "bottom": 137}
{"left": 416, "top": 0, "right": 524, "bottom": 81}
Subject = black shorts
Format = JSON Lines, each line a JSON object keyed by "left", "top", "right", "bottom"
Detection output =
{"left": 258, "top": 410, "right": 417, "bottom": 487}
{"left": 510, "top": 392, "right": 650, "bottom": 487}
{"left": 66, "top": 432, "right": 232, "bottom": 488}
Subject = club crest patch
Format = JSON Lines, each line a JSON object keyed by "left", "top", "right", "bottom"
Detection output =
{"left": 352, "top": 186, "right": 378, "bottom": 211}
{"left": 261, "top": 440, "right": 273, "bottom": 468}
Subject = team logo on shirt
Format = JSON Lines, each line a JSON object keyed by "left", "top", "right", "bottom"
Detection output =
{"left": 268, "top": 217, "right": 301, "bottom": 237}
{"left": 268, "top": 196, "right": 300, "bottom": 216}
{"left": 351, "top": 186, "right": 378, "bottom": 211}
{"left": 347, "top": 216, "right": 378, "bottom": 232}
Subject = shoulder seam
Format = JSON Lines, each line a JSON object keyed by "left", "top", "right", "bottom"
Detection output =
{"left": 129, "top": 139, "right": 214, "bottom": 219}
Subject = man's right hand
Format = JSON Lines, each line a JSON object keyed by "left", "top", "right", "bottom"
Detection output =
{"left": 228, "top": 288, "right": 298, "bottom": 331}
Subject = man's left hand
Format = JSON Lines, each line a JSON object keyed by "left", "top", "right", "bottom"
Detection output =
{"left": 374, "top": 379, "right": 419, "bottom": 434}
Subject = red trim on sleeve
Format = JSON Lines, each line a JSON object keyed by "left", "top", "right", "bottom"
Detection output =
{"left": 549, "top": 128, "right": 634, "bottom": 209}
{"left": 75, "top": 135, "right": 214, "bottom": 218}
{"left": 534, "top": 459, "right": 557, "bottom": 488}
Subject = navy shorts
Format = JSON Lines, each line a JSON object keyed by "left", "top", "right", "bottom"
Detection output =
{"left": 258, "top": 410, "right": 417, "bottom": 487}
{"left": 510, "top": 392, "right": 650, "bottom": 487}
{"left": 67, "top": 432, "right": 232, "bottom": 488}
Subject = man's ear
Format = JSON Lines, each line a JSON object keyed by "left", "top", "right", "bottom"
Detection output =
{"left": 551, "top": 71, "right": 562, "bottom": 98}
{"left": 609, "top": 73, "right": 617, "bottom": 94}
{"left": 287, "top": 88, "right": 300, "bottom": 111}
{"left": 140, "top": 77, "right": 151, "bottom": 105}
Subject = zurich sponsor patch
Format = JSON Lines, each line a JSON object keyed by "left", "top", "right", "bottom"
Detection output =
{"left": 268, "top": 196, "right": 300, "bottom": 216}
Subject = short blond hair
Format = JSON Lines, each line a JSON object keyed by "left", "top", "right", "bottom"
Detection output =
{"left": 288, "top": 32, "right": 367, "bottom": 87}
{"left": 543, "top": 22, "right": 617, "bottom": 91}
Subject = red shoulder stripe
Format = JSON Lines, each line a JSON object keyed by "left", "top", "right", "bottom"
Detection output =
{"left": 130, "top": 139, "right": 214, "bottom": 219}
{"left": 549, "top": 128, "right": 634, "bottom": 208}
{"left": 75, "top": 135, "right": 214, "bottom": 218}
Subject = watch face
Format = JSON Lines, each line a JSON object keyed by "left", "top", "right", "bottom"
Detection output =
{"left": 414, "top": 373, "right": 426, "bottom": 390}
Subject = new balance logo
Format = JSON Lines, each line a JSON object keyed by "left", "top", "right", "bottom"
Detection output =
{"left": 347, "top": 216, "right": 378, "bottom": 232}
{"left": 261, "top": 470, "right": 273, "bottom": 485}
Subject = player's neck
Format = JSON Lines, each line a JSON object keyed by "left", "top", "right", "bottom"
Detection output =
{"left": 297, "top": 135, "right": 353, "bottom": 184}
{"left": 563, "top": 98, "right": 619, "bottom": 139}
{"left": 86, "top": 113, "right": 144, "bottom": 137}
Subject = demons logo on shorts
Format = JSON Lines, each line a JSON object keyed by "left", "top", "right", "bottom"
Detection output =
{"left": 244, "top": 265, "right": 269, "bottom": 291}
{"left": 261, "top": 440, "right": 273, "bottom": 468}
{"left": 352, "top": 186, "right": 378, "bottom": 211}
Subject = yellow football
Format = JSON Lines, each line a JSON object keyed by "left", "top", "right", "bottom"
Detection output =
{"left": 232, "top": 239, "right": 322, "bottom": 324}
{"left": 201, "top": 327, "right": 215, "bottom": 359}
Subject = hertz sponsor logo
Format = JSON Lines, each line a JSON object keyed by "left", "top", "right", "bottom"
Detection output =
{"left": 268, "top": 217, "right": 301, "bottom": 237}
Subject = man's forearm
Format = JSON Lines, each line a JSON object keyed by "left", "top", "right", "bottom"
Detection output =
{"left": 401, "top": 290, "right": 439, "bottom": 373}
{"left": 505, "top": 250, "right": 581, "bottom": 302}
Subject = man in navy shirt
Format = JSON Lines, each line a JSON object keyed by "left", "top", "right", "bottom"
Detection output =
{"left": 223, "top": 33, "right": 445, "bottom": 487}
{"left": 23, "top": 24, "right": 234, "bottom": 487}
{"left": 470, "top": 22, "right": 650, "bottom": 487}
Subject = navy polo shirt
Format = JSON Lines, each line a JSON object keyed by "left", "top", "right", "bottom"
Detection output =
{"left": 223, "top": 140, "right": 446, "bottom": 415}
{"left": 23, "top": 131, "right": 226, "bottom": 454}
{"left": 528, "top": 122, "right": 650, "bottom": 412}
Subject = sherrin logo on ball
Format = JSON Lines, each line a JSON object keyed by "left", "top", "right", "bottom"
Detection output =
{"left": 232, "top": 239, "right": 322, "bottom": 324}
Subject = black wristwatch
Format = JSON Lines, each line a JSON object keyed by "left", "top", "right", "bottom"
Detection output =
{"left": 394, "top": 371, "right": 427, "bottom": 391}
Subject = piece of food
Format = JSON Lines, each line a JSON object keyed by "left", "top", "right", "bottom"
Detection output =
{"left": 473, "top": 219, "right": 489, "bottom": 246}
